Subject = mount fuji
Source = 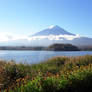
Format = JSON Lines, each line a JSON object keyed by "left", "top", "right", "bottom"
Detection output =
{"left": 28, "top": 25, "right": 92, "bottom": 47}
{"left": 0, "top": 25, "right": 92, "bottom": 47}
{"left": 32, "top": 25, "right": 75, "bottom": 36}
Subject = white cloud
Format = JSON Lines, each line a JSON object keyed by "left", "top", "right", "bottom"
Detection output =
{"left": 0, "top": 32, "right": 80, "bottom": 42}
{"left": 0, "top": 32, "right": 28, "bottom": 42}
{"left": 0, "top": 32, "right": 13, "bottom": 42}
{"left": 28, "top": 34, "right": 80, "bottom": 41}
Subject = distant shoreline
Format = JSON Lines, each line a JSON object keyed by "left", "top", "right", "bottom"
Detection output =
{"left": 0, "top": 43, "right": 92, "bottom": 51}
{"left": 0, "top": 45, "right": 79, "bottom": 51}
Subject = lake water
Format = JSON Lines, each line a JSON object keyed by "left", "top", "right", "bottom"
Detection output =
{"left": 0, "top": 50, "right": 92, "bottom": 64}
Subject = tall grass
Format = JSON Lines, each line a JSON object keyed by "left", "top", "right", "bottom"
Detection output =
{"left": 0, "top": 55, "right": 92, "bottom": 92}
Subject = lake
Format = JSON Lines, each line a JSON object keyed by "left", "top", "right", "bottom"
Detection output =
{"left": 0, "top": 50, "right": 92, "bottom": 64}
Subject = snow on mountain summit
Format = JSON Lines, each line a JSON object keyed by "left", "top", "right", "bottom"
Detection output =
{"left": 48, "top": 25, "right": 56, "bottom": 29}
{"left": 32, "top": 25, "right": 75, "bottom": 36}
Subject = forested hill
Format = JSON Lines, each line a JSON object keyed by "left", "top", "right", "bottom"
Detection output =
{"left": 46, "top": 44, "right": 80, "bottom": 51}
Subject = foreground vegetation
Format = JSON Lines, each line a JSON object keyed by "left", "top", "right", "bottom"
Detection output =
{"left": 0, "top": 55, "right": 92, "bottom": 92}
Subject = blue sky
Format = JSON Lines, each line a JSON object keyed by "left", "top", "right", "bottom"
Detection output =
{"left": 0, "top": 0, "right": 92, "bottom": 39}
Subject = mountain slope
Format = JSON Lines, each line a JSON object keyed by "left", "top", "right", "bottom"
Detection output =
{"left": 29, "top": 25, "right": 92, "bottom": 47}
{"left": 32, "top": 25, "right": 75, "bottom": 36}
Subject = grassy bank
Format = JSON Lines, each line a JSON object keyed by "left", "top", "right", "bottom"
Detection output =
{"left": 0, "top": 55, "right": 92, "bottom": 92}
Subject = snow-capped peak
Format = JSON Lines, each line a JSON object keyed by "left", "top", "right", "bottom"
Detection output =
{"left": 32, "top": 25, "right": 75, "bottom": 36}
{"left": 49, "top": 25, "right": 56, "bottom": 29}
